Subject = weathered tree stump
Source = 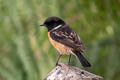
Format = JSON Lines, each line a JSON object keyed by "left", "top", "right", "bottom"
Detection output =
{"left": 44, "top": 63, "right": 104, "bottom": 80}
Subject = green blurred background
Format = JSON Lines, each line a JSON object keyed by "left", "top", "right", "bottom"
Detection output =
{"left": 0, "top": 0, "right": 120, "bottom": 80}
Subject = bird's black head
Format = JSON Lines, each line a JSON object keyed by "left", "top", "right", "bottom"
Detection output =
{"left": 40, "top": 16, "right": 65, "bottom": 31}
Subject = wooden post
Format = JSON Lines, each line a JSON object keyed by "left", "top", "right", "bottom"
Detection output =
{"left": 44, "top": 63, "right": 104, "bottom": 80}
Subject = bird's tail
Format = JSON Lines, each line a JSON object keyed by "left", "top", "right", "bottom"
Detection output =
{"left": 73, "top": 50, "right": 91, "bottom": 67}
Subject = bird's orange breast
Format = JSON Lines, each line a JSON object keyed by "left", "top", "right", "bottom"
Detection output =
{"left": 48, "top": 32, "right": 73, "bottom": 55}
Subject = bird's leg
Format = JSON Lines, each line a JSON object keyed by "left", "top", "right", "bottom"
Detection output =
{"left": 68, "top": 54, "right": 71, "bottom": 65}
{"left": 56, "top": 54, "right": 62, "bottom": 66}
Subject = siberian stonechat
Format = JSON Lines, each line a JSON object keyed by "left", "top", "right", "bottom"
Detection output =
{"left": 40, "top": 16, "right": 91, "bottom": 67}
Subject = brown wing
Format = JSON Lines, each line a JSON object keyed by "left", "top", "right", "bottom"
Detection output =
{"left": 50, "top": 25, "right": 85, "bottom": 52}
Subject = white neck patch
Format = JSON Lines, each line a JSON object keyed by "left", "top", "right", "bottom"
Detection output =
{"left": 53, "top": 25, "right": 62, "bottom": 30}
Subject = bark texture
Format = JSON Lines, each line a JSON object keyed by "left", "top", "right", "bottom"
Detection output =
{"left": 44, "top": 63, "right": 104, "bottom": 80}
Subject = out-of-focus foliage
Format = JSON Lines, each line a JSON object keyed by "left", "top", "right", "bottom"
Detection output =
{"left": 0, "top": 0, "right": 120, "bottom": 80}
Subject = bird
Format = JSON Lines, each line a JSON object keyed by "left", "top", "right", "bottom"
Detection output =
{"left": 40, "top": 16, "right": 91, "bottom": 67}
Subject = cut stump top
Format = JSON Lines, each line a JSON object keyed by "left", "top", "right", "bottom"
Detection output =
{"left": 44, "top": 63, "right": 104, "bottom": 80}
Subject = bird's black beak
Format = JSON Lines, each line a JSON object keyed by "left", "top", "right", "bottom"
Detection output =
{"left": 40, "top": 24, "right": 45, "bottom": 26}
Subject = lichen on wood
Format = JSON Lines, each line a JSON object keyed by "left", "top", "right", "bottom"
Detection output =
{"left": 44, "top": 63, "right": 104, "bottom": 80}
